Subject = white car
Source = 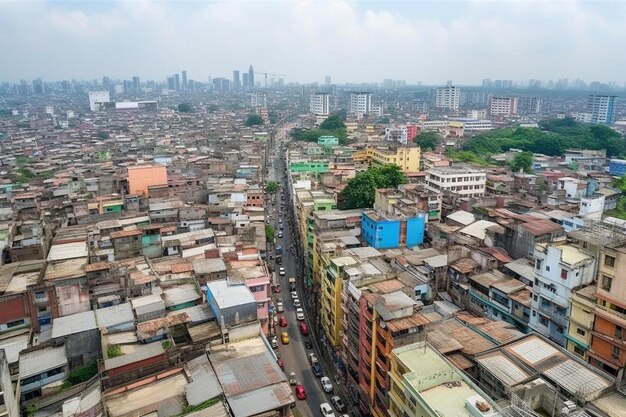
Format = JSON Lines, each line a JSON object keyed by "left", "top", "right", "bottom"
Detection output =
{"left": 279, "top": 267, "right": 286, "bottom": 276}
{"left": 293, "top": 298, "right": 301, "bottom": 307}
{"left": 291, "top": 291, "right": 298, "bottom": 299}
{"left": 276, "top": 301, "right": 284, "bottom": 313}
{"left": 296, "top": 308, "right": 304, "bottom": 321}
{"left": 320, "top": 403, "right": 335, "bottom": 417}
{"left": 321, "top": 376, "right": 334, "bottom": 393}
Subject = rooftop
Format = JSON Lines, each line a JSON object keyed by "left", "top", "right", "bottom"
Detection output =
{"left": 19, "top": 346, "right": 67, "bottom": 379}
{"left": 52, "top": 310, "right": 98, "bottom": 338}
{"left": 206, "top": 279, "right": 255, "bottom": 309}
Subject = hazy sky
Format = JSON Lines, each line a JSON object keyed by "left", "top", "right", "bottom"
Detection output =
{"left": 1, "top": 0, "right": 625, "bottom": 85}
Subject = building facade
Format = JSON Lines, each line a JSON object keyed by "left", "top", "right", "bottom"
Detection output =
{"left": 435, "top": 86, "right": 460, "bottom": 110}
{"left": 588, "top": 95, "right": 617, "bottom": 125}
{"left": 349, "top": 92, "right": 373, "bottom": 116}
{"left": 425, "top": 167, "right": 486, "bottom": 198}
{"left": 310, "top": 92, "right": 330, "bottom": 116}
{"left": 489, "top": 96, "right": 518, "bottom": 116}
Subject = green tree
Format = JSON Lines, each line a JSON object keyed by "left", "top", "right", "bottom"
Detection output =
{"left": 178, "top": 103, "right": 193, "bottom": 113}
{"left": 265, "top": 225, "right": 275, "bottom": 242}
{"left": 97, "top": 131, "right": 109, "bottom": 139}
{"left": 509, "top": 151, "right": 534, "bottom": 173}
{"left": 319, "top": 114, "right": 346, "bottom": 130}
{"left": 266, "top": 180, "right": 279, "bottom": 194}
{"left": 245, "top": 114, "right": 264, "bottom": 127}
{"left": 413, "top": 131, "right": 440, "bottom": 151}
{"left": 338, "top": 164, "right": 407, "bottom": 209}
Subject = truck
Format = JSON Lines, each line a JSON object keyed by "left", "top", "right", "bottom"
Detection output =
{"left": 289, "top": 277, "right": 296, "bottom": 291}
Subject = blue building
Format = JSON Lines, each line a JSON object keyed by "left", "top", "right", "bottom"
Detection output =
{"left": 609, "top": 159, "right": 626, "bottom": 176}
{"left": 361, "top": 209, "right": 426, "bottom": 249}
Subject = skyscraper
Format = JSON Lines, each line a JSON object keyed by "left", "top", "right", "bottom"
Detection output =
{"left": 132, "top": 76, "right": 140, "bottom": 91}
{"left": 182, "top": 71, "right": 187, "bottom": 90}
{"left": 587, "top": 95, "right": 617, "bottom": 125}
{"left": 233, "top": 70, "right": 241, "bottom": 90}
{"left": 174, "top": 74, "right": 181, "bottom": 91}
{"left": 348, "top": 92, "right": 372, "bottom": 116}
{"left": 248, "top": 65, "right": 255, "bottom": 89}
{"left": 242, "top": 73, "right": 249, "bottom": 88}
{"left": 167, "top": 76, "right": 176, "bottom": 91}
{"left": 435, "top": 86, "right": 460, "bottom": 110}
{"left": 325, "top": 76, "right": 331, "bottom": 85}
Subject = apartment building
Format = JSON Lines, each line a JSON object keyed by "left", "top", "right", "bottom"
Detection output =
{"left": 375, "top": 185, "right": 442, "bottom": 222}
{"left": 425, "top": 167, "right": 486, "bottom": 198}
{"left": 358, "top": 146, "right": 422, "bottom": 173}
{"left": 530, "top": 240, "right": 596, "bottom": 348}
{"left": 361, "top": 209, "right": 427, "bottom": 249}
{"left": 384, "top": 125, "right": 419, "bottom": 145}
{"left": 587, "top": 95, "right": 617, "bottom": 125}
{"left": 309, "top": 92, "right": 330, "bottom": 116}
{"left": 349, "top": 92, "right": 373, "bottom": 116}
{"left": 489, "top": 96, "right": 518, "bottom": 116}
{"left": 435, "top": 86, "right": 460, "bottom": 110}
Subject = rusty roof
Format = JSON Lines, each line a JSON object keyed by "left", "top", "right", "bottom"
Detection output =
{"left": 386, "top": 311, "right": 429, "bottom": 333}
{"left": 520, "top": 219, "right": 563, "bottom": 236}
{"left": 447, "top": 352, "right": 475, "bottom": 370}
{"left": 110, "top": 229, "right": 142, "bottom": 239}
{"left": 85, "top": 262, "right": 109, "bottom": 273}
{"left": 427, "top": 317, "right": 496, "bottom": 356}
{"left": 136, "top": 312, "right": 191, "bottom": 339}
{"left": 450, "top": 257, "right": 480, "bottom": 274}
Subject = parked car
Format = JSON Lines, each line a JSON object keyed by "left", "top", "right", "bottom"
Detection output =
{"left": 278, "top": 232, "right": 283, "bottom": 238}
{"left": 321, "top": 376, "right": 333, "bottom": 393}
{"left": 296, "top": 308, "right": 304, "bottom": 321}
{"left": 330, "top": 396, "right": 346, "bottom": 413}
{"left": 279, "top": 316, "right": 288, "bottom": 327}
{"left": 295, "top": 384, "right": 307, "bottom": 400}
{"left": 279, "top": 267, "right": 286, "bottom": 276}
{"left": 312, "top": 362, "right": 322, "bottom": 377}
{"left": 308, "top": 353, "right": 318, "bottom": 364}
{"left": 276, "top": 301, "right": 284, "bottom": 313}
{"left": 305, "top": 339, "right": 313, "bottom": 349}
{"left": 299, "top": 322, "right": 309, "bottom": 335}
{"left": 288, "top": 372, "right": 297, "bottom": 385}
{"left": 271, "top": 336, "right": 278, "bottom": 348}
{"left": 320, "top": 403, "right": 335, "bottom": 417}
{"left": 293, "top": 298, "right": 301, "bottom": 307}
{"left": 273, "top": 285, "right": 281, "bottom": 293}
{"left": 281, "top": 331, "right": 289, "bottom": 344}
{"left": 291, "top": 291, "right": 298, "bottom": 299}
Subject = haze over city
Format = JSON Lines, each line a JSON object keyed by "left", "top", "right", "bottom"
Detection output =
{"left": 1, "top": 0, "right": 626, "bottom": 84}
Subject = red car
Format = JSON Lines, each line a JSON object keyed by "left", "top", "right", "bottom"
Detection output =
{"left": 279, "top": 316, "right": 288, "bottom": 327}
{"left": 273, "top": 285, "right": 281, "bottom": 293}
{"left": 295, "top": 384, "right": 307, "bottom": 400}
{"left": 299, "top": 322, "right": 309, "bottom": 335}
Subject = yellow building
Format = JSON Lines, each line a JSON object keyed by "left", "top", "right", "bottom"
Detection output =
{"left": 389, "top": 342, "right": 497, "bottom": 417}
{"left": 321, "top": 255, "right": 358, "bottom": 347}
{"left": 354, "top": 146, "right": 421, "bottom": 172}
{"left": 565, "top": 285, "right": 596, "bottom": 360}
{"left": 345, "top": 122, "right": 359, "bottom": 134}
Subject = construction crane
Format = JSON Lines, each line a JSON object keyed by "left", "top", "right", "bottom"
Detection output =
{"left": 258, "top": 72, "right": 287, "bottom": 88}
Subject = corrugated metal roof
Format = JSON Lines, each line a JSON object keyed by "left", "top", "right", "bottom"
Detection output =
{"left": 52, "top": 310, "right": 97, "bottom": 338}
{"left": 162, "top": 284, "right": 200, "bottom": 308}
{"left": 95, "top": 302, "right": 135, "bottom": 329}
{"left": 227, "top": 382, "right": 294, "bottom": 417}
{"left": 19, "top": 346, "right": 67, "bottom": 379}
{"left": 47, "top": 242, "right": 88, "bottom": 262}
{"left": 104, "top": 342, "right": 165, "bottom": 370}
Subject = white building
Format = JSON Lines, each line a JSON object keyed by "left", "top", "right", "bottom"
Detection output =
{"left": 572, "top": 112, "right": 593, "bottom": 124}
{"left": 489, "top": 96, "right": 518, "bottom": 116}
{"left": 530, "top": 241, "right": 595, "bottom": 347}
{"left": 309, "top": 92, "right": 330, "bottom": 116}
{"left": 348, "top": 92, "right": 372, "bottom": 116}
{"left": 385, "top": 126, "right": 409, "bottom": 144}
{"left": 88, "top": 91, "right": 110, "bottom": 111}
{"left": 587, "top": 95, "right": 617, "bottom": 124}
{"left": 425, "top": 167, "right": 486, "bottom": 197}
{"left": 435, "top": 86, "right": 460, "bottom": 110}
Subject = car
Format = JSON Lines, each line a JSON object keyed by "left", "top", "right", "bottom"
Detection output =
{"left": 279, "top": 223, "right": 284, "bottom": 230}
{"left": 273, "top": 285, "right": 281, "bottom": 293}
{"left": 321, "top": 376, "right": 333, "bottom": 393}
{"left": 295, "top": 384, "right": 307, "bottom": 400}
{"left": 288, "top": 372, "right": 297, "bottom": 385}
{"left": 312, "top": 362, "right": 322, "bottom": 377}
{"left": 281, "top": 331, "right": 289, "bottom": 344}
{"left": 305, "top": 339, "right": 313, "bottom": 349}
{"left": 278, "top": 218, "right": 283, "bottom": 224}
{"left": 279, "top": 316, "right": 288, "bottom": 327}
{"left": 276, "top": 301, "right": 284, "bottom": 313}
{"left": 279, "top": 267, "right": 286, "bottom": 276}
{"left": 330, "top": 396, "right": 346, "bottom": 413}
{"left": 293, "top": 298, "right": 301, "bottom": 307}
{"left": 291, "top": 291, "right": 298, "bottom": 299}
{"left": 308, "top": 353, "right": 318, "bottom": 364}
{"left": 271, "top": 336, "right": 278, "bottom": 348}
{"left": 277, "top": 359, "right": 284, "bottom": 371}
{"left": 320, "top": 403, "right": 335, "bottom": 417}
{"left": 278, "top": 232, "right": 283, "bottom": 238}
{"left": 296, "top": 308, "right": 304, "bottom": 321}
{"left": 299, "top": 322, "right": 309, "bottom": 335}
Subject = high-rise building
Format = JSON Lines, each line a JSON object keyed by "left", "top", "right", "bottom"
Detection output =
{"left": 242, "top": 73, "right": 249, "bottom": 88}
{"left": 309, "top": 92, "right": 330, "bottom": 116}
{"left": 348, "top": 92, "right": 372, "bottom": 116}
{"left": 174, "top": 73, "right": 180, "bottom": 91}
{"left": 517, "top": 96, "right": 542, "bottom": 114}
{"left": 489, "top": 96, "right": 518, "bottom": 116}
{"left": 248, "top": 65, "right": 255, "bottom": 88}
{"left": 88, "top": 91, "right": 110, "bottom": 111}
{"left": 435, "top": 86, "right": 460, "bottom": 109}
{"left": 325, "top": 75, "right": 331, "bottom": 85}
{"left": 182, "top": 71, "right": 187, "bottom": 90}
{"left": 32, "top": 78, "right": 45, "bottom": 95}
{"left": 167, "top": 76, "right": 176, "bottom": 91}
{"left": 233, "top": 70, "right": 241, "bottom": 89}
{"left": 132, "top": 76, "right": 140, "bottom": 92}
{"left": 123, "top": 80, "right": 132, "bottom": 94}
{"left": 587, "top": 95, "right": 617, "bottom": 124}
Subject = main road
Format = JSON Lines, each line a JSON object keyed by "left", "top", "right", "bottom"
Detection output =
{"left": 266, "top": 126, "right": 345, "bottom": 417}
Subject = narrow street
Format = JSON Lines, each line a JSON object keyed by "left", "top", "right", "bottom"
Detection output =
{"left": 266, "top": 127, "right": 344, "bottom": 417}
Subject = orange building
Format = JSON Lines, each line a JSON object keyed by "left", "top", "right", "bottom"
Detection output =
{"left": 127, "top": 165, "right": 168, "bottom": 196}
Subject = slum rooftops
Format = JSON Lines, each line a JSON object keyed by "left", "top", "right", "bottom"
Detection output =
{"left": 52, "top": 310, "right": 98, "bottom": 338}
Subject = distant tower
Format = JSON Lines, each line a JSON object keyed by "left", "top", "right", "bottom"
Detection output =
{"left": 248, "top": 65, "right": 255, "bottom": 89}
{"left": 174, "top": 74, "right": 181, "bottom": 91}
{"left": 242, "top": 73, "right": 249, "bottom": 88}
{"left": 182, "top": 71, "right": 187, "bottom": 90}
{"left": 132, "top": 76, "right": 140, "bottom": 91}
{"left": 325, "top": 76, "right": 331, "bottom": 85}
{"left": 233, "top": 70, "right": 241, "bottom": 90}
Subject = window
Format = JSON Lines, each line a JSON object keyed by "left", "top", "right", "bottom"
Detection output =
{"left": 602, "top": 275, "right": 613, "bottom": 291}
{"left": 612, "top": 346, "right": 620, "bottom": 359}
{"left": 616, "top": 326, "right": 623, "bottom": 339}
{"left": 605, "top": 255, "right": 616, "bottom": 267}
{"left": 546, "top": 266, "right": 551, "bottom": 272}
{"left": 249, "top": 285, "right": 265, "bottom": 293}
{"left": 535, "top": 260, "right": 542, "bottom": 270}
{"left": 539, "top": 315, "right": 549, "bottom": 326}
{"left": 35, "top": 291, "right": 46, "bottom": 299}
{"left": 561, "top": 269, "right": 568, "bottom": 279}
{"left": 576, "top": 328, "right": 586, "bottom": 336}
{"left": 6, "top": 319, "right": 24, "bottom": 328}
{"left": 574, "top": 346, "right": 585, "bottom": 356}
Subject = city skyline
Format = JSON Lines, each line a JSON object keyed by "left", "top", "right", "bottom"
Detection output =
{"left": 1, "top": 1, "right": 625, "bottom": 84}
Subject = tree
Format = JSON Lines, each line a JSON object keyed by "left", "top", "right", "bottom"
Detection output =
{"left": 509, "top": 151, "right": 534, "bottom": 173}
{"left": 338, "top": 164, "right": 407, "bottom": 209}
{"left": 266, "top": 180, "right": 279, "bottom": 194}
{"left": 265, "top": 225, "right": 275, "bottom": 242}
{"left": 178, "top": 103, "right": 193, "bottom": 113}
{"left": 97, "top": 131, "right": 109, "bottom": 139}
{"left": 413, "top": 131, "right": 440, "bottom": 151}
{"left": 245, "top": 114, "right": 263, "bottom": 127}
{"left": 319, "top": 114, "right": 346, "bottom": 130}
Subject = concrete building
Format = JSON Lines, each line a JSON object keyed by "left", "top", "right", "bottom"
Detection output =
{"left": 356, "top": 146, "right": 422, "bottom": 173}
{"left": 435, "top": 86, "right": 460, "bottom": 110}
{"left": 309, "top": 92, "right": 330, "bottom": 116}
{"left": 19, "top": 346, "right": 68, "bottom": 400}
{"left": 206, "top": 280, "right": 257, "bottom": 330}
{"left": 609, "top": 159, "right": 626, "bottom": 176}
{"left": 388, "top": 342, "right": 498, "bottom": 417}
{"left": 489, "top": 96, "right": 518, "bottom": 116}
{"left": 127, "top": 165, "right": 168, "bottom": 196}
{"left": 88, "top": 91, "right": 110, "bottom": 111}
{"left": 530, "top": 241, "right": 596, "bottom": 348}
{"left": 51, "top": 310, "right": 101, "bottom": 369}
{"left": 0, "top": 349, "right": 19, "bottom": 417}
{"left": 425, "top": 167, "right": 486, "bottom": 198}
{"left": 385, "top": 125, "right": 419, "bottom": 145}
{"left": 588, "top": 95, "right": 617, "bottom": 125}
{"left": 349, "top": 92, "right": 372, "bottom": 116}
{"left": 361, "top": 209, "right": 427, "bottom": 249}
